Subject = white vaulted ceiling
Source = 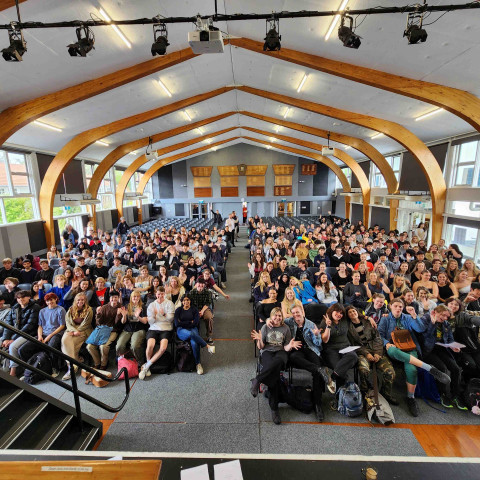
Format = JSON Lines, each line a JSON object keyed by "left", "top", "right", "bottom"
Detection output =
{"left": 0, "top": 0, "right": 479, "bottom": 169}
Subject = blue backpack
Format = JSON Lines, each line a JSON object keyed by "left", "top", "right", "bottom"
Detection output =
{"left": 337, "top": 382, "right": 363, "bottom": 417}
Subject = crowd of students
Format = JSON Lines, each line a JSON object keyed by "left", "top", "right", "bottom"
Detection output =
{"left": 247, "top": 215, "right": 480, "bottom": 424}
{"left": 0, "top": 214, "right": 239, "bottom": 380}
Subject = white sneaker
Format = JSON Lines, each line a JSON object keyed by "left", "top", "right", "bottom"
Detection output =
{"left": 196, "top": 363, "right": 204, "bottom": 375}
{"left": 52, "top": 369, "right": 59, "bottom": 378}
{"left": 62, "top": 371, "right": 71, "bottom": 381}
{"left": 220, "top": 282, "right": 227, "bottom": 289}
{"left": 207, "top": 345, "right": 215, "bottom": 355}
{"left": 139, "top": 363, "right": 149, "bottom": 380}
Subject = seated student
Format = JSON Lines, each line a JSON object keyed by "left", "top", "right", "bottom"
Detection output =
{"left": 295, "top": 240, "right": 309, "bottom": 262}
{"left": 412, "top": 270, "right": 439, "bottom": 301}
{"left": 343, "top": 271, "right": 368, "bottom": 309}
{"left": 2, "top": 277, "right": 19, "bottom": 307}
{"left": 377, "top": 298, "right": 450, "bottom": 417}
{"left": 165, "top": 276, "right": 186, "bottom": 310}
{"left": 364, "top": 293, "right": 389, "bottom": 326}
{"left": 139, "top": 287, "right": 175, "bottom": 380}
{"left": 174, "top": 295, "right": 215, "bottom": 375}
{"left": 401, "top": 289, "right": 420, "bottom": 315}
{"left": 38, "top": 273, "right": 72, "bottom": 309}
{"left": 116, "top": 290, "right": 149, "bottom": 368}
{"left": 319, "top": 304, "right": 358, "bottom": 390}
{"left": 463, "top": 282, "right": 480, "bottom": 312}
{"left": 34, "top": 259, "right": 55, "bottom": 285}
{"left": 87, "top": 256, "right": 109, "bottom": 283}
{"left": 390, "top": 274, "right": 409, "bottom": 301}
{"left": 332, "top": 262, "right": 352, "bottom": 295}
{"left": 118, "top": 275, "right": 135, "bottom": 306}
{"left": 188, "top": 278, "right": 215, "bottom": 343}
{"left": 63, "top": 277, "right": 93, "bottom": 309}
{"left": 420, "top": 304, "right": 467, "bottom": 410}
{"left": 365, "top": 271, "right": 390, "bottom": 299}
{"left": 290, "top": 276, "right": 318, "bottom": 305}
{"left": 295, "top": 259, "right": 314, "bottom": 285}
{"left": 134, "top": 265, "right": 153, "bottom": 297}
{"left": 416, "top": 287, "right": 437, "bottom": 316}
{"left": 201, "top": 268, "right": 230, "bottom": 301}
{"left": 345, "top": 306, "right": 396, "bottom": 403}
{"left": 61, "top": 292, "right": 93, "bottom": 380}
{"left": 18, "top": 292, "right": 66, "bottom": 377}
{"left": 253, "top": 271, "right": 273, "bottom": 303}
{"left": 108, "top": 257, "right": 128, "bottom": 283}
{"left": 315, "top": 273, "right": 338, "bottom": 306}
{"left": 271, "top": 257, "right": 291, "bottom": 283}
{"left": 281, "top": 287, "right": 305, "bottom": 319}
{"left": 256, "top": 288, "right": 281, "bottom": 329}
{"left": 19, "top": 258, "right": 37, "bottom": 285}
{"left": 86, "top": 291, "right": 122, "bottom": 370}
{"left": 283, "top": 305, "right": 335, "bottom": 422}
{"left": 330, "top": 246, "right": 349, "bottom": 269}
{"left": 313, "top": 246, "right": 330, "bottom": 268}
{"left": 354, "top": 253, "right": 374, "bottom": 272}
{"left": 436, "top": 271, "right": 458, "bottom": 303}
{"left": 0, "top": 257, "right": 21, "bottom": 284}
{"left": 250, "top": 307, "right": 294, "bottom": 425}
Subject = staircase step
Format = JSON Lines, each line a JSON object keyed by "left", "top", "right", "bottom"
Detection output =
{"left": 0, "top": 387, "right": 24, "bottom": 413}
{"left": 0, "top": 401, "right": 49, "bottom": 448}
{"left": 50, "top": 421, "right": 101, "bottom": 451}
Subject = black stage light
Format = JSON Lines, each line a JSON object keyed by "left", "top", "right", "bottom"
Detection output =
{"left": 2, "top": 28, "right": 27, "bottom": 61}
{"left": 151, "top": 23, "right": 169, "bottom": 56}
{"left": 404, "top": 24, "right": 428, "bottom": 44}
{"left": 263, "top": 17, "right": 281, "bottom": 51}
{"left": 67, "top": 26, "right": 95, "bottom": 57}
{"left": 338, "top": 15, "right": 361, "bottom": 49}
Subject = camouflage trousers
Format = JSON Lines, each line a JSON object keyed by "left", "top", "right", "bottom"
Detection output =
{"left": 358, "top": 354, "right": 395, "bottom": 395}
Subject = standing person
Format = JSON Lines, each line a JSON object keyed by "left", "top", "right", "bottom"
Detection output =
{"left": 242, "top": 204, "right": 248, "bottom": 225}
{"left": 250, "top": 307, "right": 294, "bottom": 425}
{"left": 377, "top": 298, "right": 450, "bottom": 417}
{"left": 284, "top": 306, "right": 335, "bottom": 422}
{"left": 116, "top": 217, "right": 130, "bottom": 239}
{"left": 140, "top": 287, "right": 175, "bottom": 379}
{"left": 61, "top": 292, "right": 94, "bottom": 380}
{"left": 18, "top": 293, "right": 66, "bottom": 377}
{"left": 86, "top": 291, "right": 122, "bottom": 370}
{"left": 61, "top": 224, "right": 79, "bottom": 250}
{"left": 211, "top": 209, "right": 223, "bottom": 226}
{"left": 0, "top": 290, "right": 40, "bottom": 377}
{"left": 232, "top": 211, "right": 240, "bottom": 241}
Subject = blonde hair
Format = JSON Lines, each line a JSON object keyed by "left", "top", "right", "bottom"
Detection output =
{"left": 127, "top": 290, "right": 144, "bottom": 316}
{"left": 256, "top": 272, "right": 272, "bottom": 292}
{"left": 269, "top": 307, "right": 284, "bottom": 326}
{"left": 70, "top": 292, "right": 92, "bottom": 320}
{"left": 392, "top": 275, "right": 408, "bottom": 295}
{"left": 281, "top": 288, "right": 302, "bottom": 316}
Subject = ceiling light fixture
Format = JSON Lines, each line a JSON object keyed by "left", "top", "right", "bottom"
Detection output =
{"left": 263, "top": 16, "right": 281, "bottom": 51}
{"left": 297, "top": 74, "right": 308, "bottom": 93}
{"left": 183, "top": 111, "right": 192, "bottom": 122}
{"left": 338, "top": 14, "right": 361, "bottom": 49}
{"left": 204, "top": 138, "right": 212, "bottom": 144}
{"left": 371, "top": 133, "right": 384, "bottom": 139}
{"left": 283, "top": 107, "right": 290, "bottom": 119}
{"left": 269, "top": 137, "right": 276, "bottom": 142}
{"left": 129, "top": 151, "right": 137, "bottom": 155}
{"left": 212, "top": 146, "right": 217, "bottom": 151}
{"left": 344, "top": 146, "right": 351, "bottom": 150}
{"left": 415, "top": 108, "right": 443, "bottom": 121}
{"left": 157, "top": 79, "right": 172, "bottom": 97}
{"left": 266, "top": 145, "right": 272, "bottom": 149}
{"left": 99, "top": 8, "right": 132, "bottom": 49}
{"left": 274, "top": 126, "right": 282, "bottom": 132}
{"left": 325, "top": 0, "right": 349, "bottom": 41}
{"left": 196, "top": 128, "right": 203, "bottom": 135}
{"left": 33, "top": 120, "right": 62, "bottom": 132}
{"left": 404, "top": 7, "right": 428, "bottom": 44}
{"left": 67, "top": 26, "right": 95, "bottom": 57}
{"left": 151, "top": 22, "right": 169, "bottom": 56}
{"left": 2, "top": 26, "right": 27, "bottom": 61}
{"left": 95, "top": 140, "right": 110, "bottom": 146}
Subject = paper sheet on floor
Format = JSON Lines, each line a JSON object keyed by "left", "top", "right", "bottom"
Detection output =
{"left": 214, "top": 460, "right": 243, "bottom": 480}
{"left": 181, "top": 464, "right": 210, "bottom": 480}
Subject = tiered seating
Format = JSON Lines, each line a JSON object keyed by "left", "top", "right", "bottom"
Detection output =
{"left": 131, "top": 218, "right": 214, "bottom": 235}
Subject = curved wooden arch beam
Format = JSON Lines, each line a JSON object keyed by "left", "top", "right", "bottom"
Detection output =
{"left": 39, "top": 87, "right": 233, "bottom": 246}
{"left": 243, "top": 126, "right": 371, "bottom": 225}
{"left": 238, "top": 86, "right": 446, "bottom": 242}
{"left": 87, "top": 111, "right": 236, "bottom": 200}
{"left": 115, "top": 127, "right": 237, "bottom": 218}
{"left": 230, "top": 38, "right": 480, "bottom": 132}
{"left": 240, "top": 110, "right": 397, "bottom": 194}
{"left": 0, "top": 47, "right": 196, "bottom": 146}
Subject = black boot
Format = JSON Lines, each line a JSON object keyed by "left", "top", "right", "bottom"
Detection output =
{"left": 271, "top": 409, "right": 281, "bottom": 425}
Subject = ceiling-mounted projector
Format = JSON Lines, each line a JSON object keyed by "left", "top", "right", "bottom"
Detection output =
{"left": 322, "top": 147, "right": 335, "bottom": 156}
{"left": 188, "top": 16, "right": 224, "bottom": 54}
{"left": 145, "top": 151, "right": 159, "bottom": 161}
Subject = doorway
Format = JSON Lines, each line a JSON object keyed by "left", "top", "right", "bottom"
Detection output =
{"left": 191, "top": 203, "right": 209, "bottom": 219}
{"left": 277, "top": 201, "right": 295, "bottom": 217}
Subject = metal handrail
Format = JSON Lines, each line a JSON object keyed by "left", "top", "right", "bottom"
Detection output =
{"left": 0, "top": 320, "right": 130, "bottom": 430}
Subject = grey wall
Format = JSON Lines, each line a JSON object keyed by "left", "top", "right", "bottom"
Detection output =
{"left": 335, "top": 196, "right": 346, "bottom": 218}
{"left": 371, "top": 206, "right": 390, "bottom": 230}
{"left": 351, "top": 161, "right": 371, "bottom": 189}
{"left": 351, "top": 203, "right": 363, "bottom": 224}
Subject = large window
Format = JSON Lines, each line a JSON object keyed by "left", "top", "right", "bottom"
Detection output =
{"left": 336, "top": 167, "right": 352, "bottom": 189}
{"left": 371, "top": 154, "right": 402, "bottom": 188}
{"left": 451, "top": 140, "right": 480, "bottom": 187}
{"left": 0, "top": 150, "right": 39, "bottom": 224}
{"left": 144, "top": 178, "right": 153, "bottom": 203}
{"left": 444, "top": 222, "right": 480, "bottom": 265}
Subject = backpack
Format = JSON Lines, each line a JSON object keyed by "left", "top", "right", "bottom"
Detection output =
{"left": 175, "top": 341, "right": 196, "bottom": 372}
{"left": 464, "top": 378, "right": 480, "bottom": 415}
{"left": 278, "top": 375, "right": 314, "bottom": 414}
{"left": 150, "top": 351, "right": 174, "bottom": 374}
{"left": 117, "top": 356, "right": 139, "bottom": 380}
{"left": 415, "top": 368, "right": 441, "bottom": 403}
{"left": 337, "top": 382, "right": 363, "bottom": 417}
{"left": 24, "top": 351, "right": 52, "bottom": 385}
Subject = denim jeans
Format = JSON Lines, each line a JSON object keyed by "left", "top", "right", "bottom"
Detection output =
{"left": 176, "top": 327, "right": 207, "bottom": 365}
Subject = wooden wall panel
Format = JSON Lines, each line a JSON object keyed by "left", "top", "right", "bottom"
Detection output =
{"left": 274, "top": 185, "right": 293, "bottom": 196}
{"left": 246, "top": 175, "right": 265, "bottom": 186}
{"left": 194, "top": 187, "right": 212, "bottom": 198}
{"left": 190, "top": 166, "right": 213, "bottom": 177}
{"left": 245, "top": 165, "right": 268, "bottom": 176}
{"left": 301, "top": 164, "right": 317, "bottom": 175}
{"left": 220, "top": 176, "right": 239, "bottom": 187}
{"left": 247, "top": 186, "right": 265, "bottom": 196}
{"left": 275, "top": 175, "right": 292, "bottom": 186}
{"left": 193, "top": 177, "right": 211, "bottom": 188}
{"left": 273, "top": 164, "right": 295, "bottom": 175}
{"left": 217, "top": 166, "right": 239, "bottom": 176}
{"left": 221, "top": 187, "right": 239, "bottom": 197}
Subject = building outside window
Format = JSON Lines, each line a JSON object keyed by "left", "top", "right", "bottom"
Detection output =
{"left": 371, "top": 154, "right": 402, "bottom": 188}
{"left": 451, "top": 140, "right": 480, "bottom": 187}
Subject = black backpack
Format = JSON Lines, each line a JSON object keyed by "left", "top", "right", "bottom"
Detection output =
{"left": 278, "top": 375, "right": 314, "bottom": 414}
{"left": 175, "top": 341, "right": 196, "bottom": 372}
{"left": 464, "top": 378, "right": 480, "bottom": 415}
{"left": 149, "top": 351, "right": 173, "bottom": 374}
{"left": 24, "top": 351, "right": 53, "bottom": 385}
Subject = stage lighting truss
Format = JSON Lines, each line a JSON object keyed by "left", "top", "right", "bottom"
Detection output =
{"left": 403, "top": 5, "right": 428, "bottom": 44}
{"left": 263, "top": 16, "right": 281, "bottom": 51}
{"left": 338, "top": 14, "right": 361, "bottom": 49}
{"left": 151, "top": 22, "right": 169, "bottom": 56}
{"left": 67, "top": 26, "right": 95, "bottom": 57}
{"left": 2, "top": 25, "right": 26, "bottom": 61}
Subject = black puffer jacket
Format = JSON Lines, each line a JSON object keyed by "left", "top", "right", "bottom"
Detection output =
{"left": 0, "top": 300, "right": 40, "bottom": 341}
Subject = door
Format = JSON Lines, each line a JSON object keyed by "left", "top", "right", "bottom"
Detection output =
{"left": 300, "top": 201, "right": 311, "bottom": 215}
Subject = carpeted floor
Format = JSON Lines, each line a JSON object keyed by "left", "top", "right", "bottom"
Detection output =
{"left": 29, "top": 226, "right": 479, "bottom": 454}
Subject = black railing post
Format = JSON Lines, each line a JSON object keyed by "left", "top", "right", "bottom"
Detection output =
{"left": 69, "top": 361, "right": 83, "bottom": 432}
